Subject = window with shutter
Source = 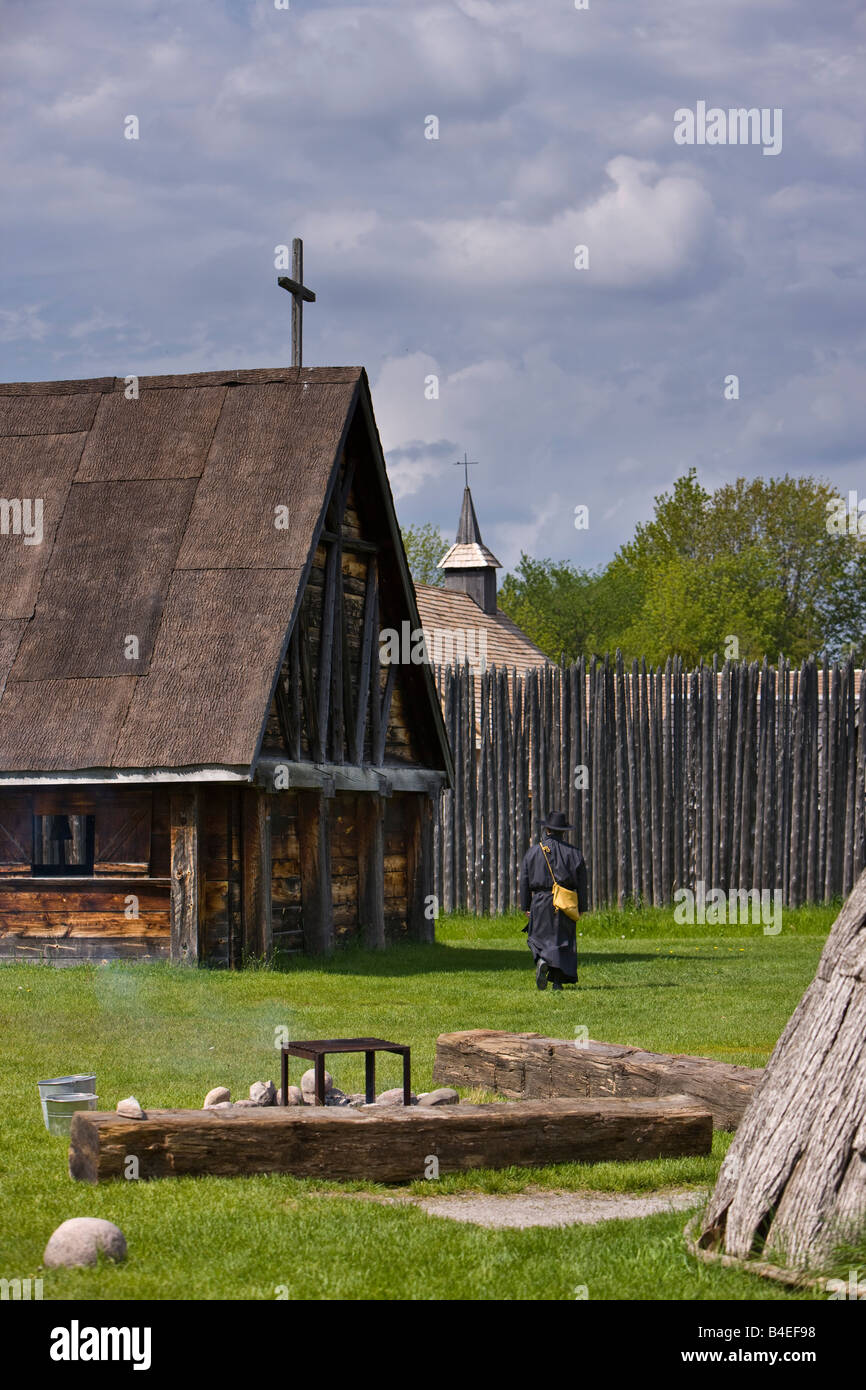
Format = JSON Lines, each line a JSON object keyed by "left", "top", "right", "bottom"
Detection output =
{"left": 32, "top": 814, "right": 95, "bottom": 875}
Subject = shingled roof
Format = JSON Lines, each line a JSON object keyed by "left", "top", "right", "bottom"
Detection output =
{"left": 415, "top": 584, "right": 550, "bottom": 673}
{"left": 0, "top": 365, "right": 427, "bottom": 776}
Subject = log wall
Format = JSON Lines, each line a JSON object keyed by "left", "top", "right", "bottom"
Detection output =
{"left": 0, "top": 786, "right": 171, "bottom": 960}
{"left": 0, "top": 780, "right": 430, "bottom": 963}
{"left": 435, "top": 655, "right": 866, "bottom": 912}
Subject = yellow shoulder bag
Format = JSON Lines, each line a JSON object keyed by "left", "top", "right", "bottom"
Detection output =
{"left": 540, "top": 841, "right": 580, "bottom": 922}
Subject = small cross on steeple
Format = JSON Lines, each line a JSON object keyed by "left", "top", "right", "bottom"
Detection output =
{"left": 278, "top": 238, "right": 316, "bottom": 368}
{"left": 454, "top": 452, "right": 479, "bottom": 489}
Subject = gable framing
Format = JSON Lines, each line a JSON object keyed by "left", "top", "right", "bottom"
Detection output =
{"left": 251, "top": 372, "right": 453, "bottom": 785}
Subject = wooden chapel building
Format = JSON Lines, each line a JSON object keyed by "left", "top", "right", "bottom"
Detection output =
{"left": 0, "top": 365, "right": 452, "bottom": 964}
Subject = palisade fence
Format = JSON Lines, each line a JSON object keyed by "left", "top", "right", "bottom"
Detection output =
{"left": 432, "top": 655, "right": 866, "bottom": 913}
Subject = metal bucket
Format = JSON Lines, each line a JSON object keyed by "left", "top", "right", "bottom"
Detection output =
{"left": 42, "top": 1092, "right": 98, "bottom": 1137}
{"left": 37, "top": 1076, "right": 97, "bottom": 1132}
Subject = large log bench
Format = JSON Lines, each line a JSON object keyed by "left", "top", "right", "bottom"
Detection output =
{"left": 69, "top": 1096, "right": 712, "bottom": 1184}
{"left": 432, "top": 1030, "right": 762, "bottom": 1130}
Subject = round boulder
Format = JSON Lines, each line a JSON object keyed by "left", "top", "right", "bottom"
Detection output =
{"left": 416, "top": 1088, "right": 459, "bottom": 1107}
{"left": 203, "top": 1087, "right": 231, "bottom": 1108}
{"left": 116, "top": 1096, "right": 145, "bottom": 1119}
{"left": 44, "top": 1218, "right": 127, "bottom": 1269}
{"left": 249, "top": 1080, "right": 277, "bottom": 1106}
{"left": 300, "top": 1068, "right": 332, "bottom": 1099}
{"left": 375, "top": 1088, "right": 418, "bottom": 1106}
{"left": 275, "top": 1085, "right": 304, "bottom": 1106}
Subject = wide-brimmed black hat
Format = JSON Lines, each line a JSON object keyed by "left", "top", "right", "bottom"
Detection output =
{"left": 541, "top": 810, "right": 573, "bottom": 831}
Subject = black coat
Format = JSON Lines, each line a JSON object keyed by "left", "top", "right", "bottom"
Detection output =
{"left": 518, "top": 836, "right": 588, "bottom": 983}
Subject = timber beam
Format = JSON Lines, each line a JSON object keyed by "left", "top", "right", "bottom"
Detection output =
{"left": 241, "top": 787, "right": 272, "bottom": 960}
{"left": 433, "top": 1031, "right": 762, "bottom": 1131}
{"left": 169, "top": 790, "right": 201, "bottom": 965}
{"left": 296, "top": 787, "right": 334, "bottom": 954}
{"left": 69, "top": 1096, "right": 713, "bottom": 1184}
{"left": 357, "top": 792, "right": 386, "bottom": 948}
{"left": 254, "top": 758, "right": 445, "bottom": 796}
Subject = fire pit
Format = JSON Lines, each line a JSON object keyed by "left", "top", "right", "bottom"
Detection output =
{"left": 280, "top": 1037, "right": 411, "bottom": 1107}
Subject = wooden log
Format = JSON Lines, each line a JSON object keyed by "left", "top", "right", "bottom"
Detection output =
{"left": 241, "top": 787, "right": 272, "bottom": 960}
{"left": 700, "top": 866, "right": 866, "bottom": 1267}
{"left": 639, "top": 660, "right": 652, "bottom": 902}
{"left": 484, "top": 667, "right": 497, "bottom": 913}
{"left": 513, "top": 670, "right": 527, "bottom": 905}
{"left": 356, "top": 792, "right": 385, "bottom": 949}
{"left": 662, "top": 657, "right": 673, "bottom": 900}
{"left": 718, "top": 661, "right": 731, "bottom": 890}
{"left": 288, "top": 623, "right": 302, "bottom": 761}
{"left": 316, "top": 539, "right": 339, "bottom": 761}
{"left": 572, "top": 658, "right": 584, "bottom": 854}
{"left": 649, "top": 665, "right": 662, "bottom": 904}
{"left": 69, "top": 1094, "right": 713, "bottom": 1184}
{"left": 767, "top": 661, "right": 778, "bottom": 889}
{"left": 819, "top": 654, "right": 830, "bottom": 896}
{"left": 465, "top": 666, "right": 477, "bottom": 915}
{"left": 406, "top": 791, "right": 434, "bottom": 942}
{"left": 551, "top": 662, "right": 562, "bottom": 811}
{"left": 590, "top": 659, "right": 601, "bottom": 907}
{"left": 825, "top": 661, "right": 840, "bottom": 899}
{"left": 629, "top": 660, "right": 642, "bottom": 896}
{"left": 353, "top": 558, "right": 378, "bottom": 760}
{"left": 542, "top": 663, "right": 553, "bottom": 821}
{"left": 441, "top": 669, "right": 454, "bottom": 914}
{"left": 374, "top": 664, "right": 396, "bottom": 766}
{"left": 227, "top": 787, "right": 242, "bottom": 968}
{"left": 776, "top": 658, "right": 789, "bottom": 902}
{"left": 606, "top": 657, "right": 617, "bottom": 905}
{"left": 791, "top": 664, "right": 806, "bottom": 906}
{"left": 673, "top": 658, "right": 685, "bottom": 892}
{"left": 529, "top": 666, "right": 541, "bottom": 844}
{"left": 806, "top": 658, "right": 819, "bottom": 903}
{"left": 701, "top": 662, "right": 713, "bottom": 890}
{"left": 298, "top": 603, "right": 320, "bottom": 761}
{"left": 738, "top": 662, "right": 757, "bottom": 891}
{"left": 296, "top": 789, "right": 333, "bottom": 954}
{"left": 170, "top": 790, "right": 200, "bottom": 965}
{"left": 433, "top": 1029, "right": 760, "bottom": 1130}
{"left": 753, "top": 659, "right": 767, "bottom": 892}
{"left": 843, "top": 661, "right": 857, "bottom": 896}
{"left": 452, "top": 663, "right": 465, "bottom": 910}
{"left": 855, "top": 670, "right": 866, "bottom": 881}
{"left": 559, "top": 663, "right": 569, "bottom": 842}
{"left": 615, "top": 651, "right": 629, "bottom": 904}
{"left": 496, "top": 670, "right": 509, "bottom": 914}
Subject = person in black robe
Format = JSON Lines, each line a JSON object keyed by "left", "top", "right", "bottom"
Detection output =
{"left": 518, "top": 810, "right": 588, "bottom": 990}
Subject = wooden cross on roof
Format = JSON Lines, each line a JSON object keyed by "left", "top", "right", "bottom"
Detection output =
{"left": 454, "top": 452, "right": 479, "bottom": 488}
{"left": 278, "top": 238, "right": 316, "bottom": 368}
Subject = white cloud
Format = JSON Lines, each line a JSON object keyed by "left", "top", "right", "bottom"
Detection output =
{"left": 0, "top": 306, "right": 49, "bottom": 343}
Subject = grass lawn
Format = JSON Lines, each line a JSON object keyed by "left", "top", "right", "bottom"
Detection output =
{"left": 0, "top": 902, "right": 847, "bottom": 1300}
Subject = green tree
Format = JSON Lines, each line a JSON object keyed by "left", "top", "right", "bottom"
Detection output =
{"left": 498, "top": 469, "right": 866, "bottom": 665}
{"left": 498, "top": 555, "right": 609, "bottom": 662}
{"left": 401, "top": 522, "right": 449, "bottom": 587}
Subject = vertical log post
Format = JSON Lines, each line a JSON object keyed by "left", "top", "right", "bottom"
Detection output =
{"left": 357, "top": 792, "right": 386, "bottom": 949}
{"left": 170, "top": 790, "right": 201, "bottom": 966}
{"left": 241, "top": 787, "right": 273, "bottom": 961}
{"left": 297, "top": 788, "right": 334, "bottom": 954}
{"left": 406, "top": 791, "right": 435, "bottom": 941}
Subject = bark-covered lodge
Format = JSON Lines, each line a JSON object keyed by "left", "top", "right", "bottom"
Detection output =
{"left": 0, "top": 365, "right": 452, "bottom": 963}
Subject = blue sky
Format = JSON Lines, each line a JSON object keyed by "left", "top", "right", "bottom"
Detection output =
{"left": 1, "top": 0, "right": 864, "bottom": 570}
